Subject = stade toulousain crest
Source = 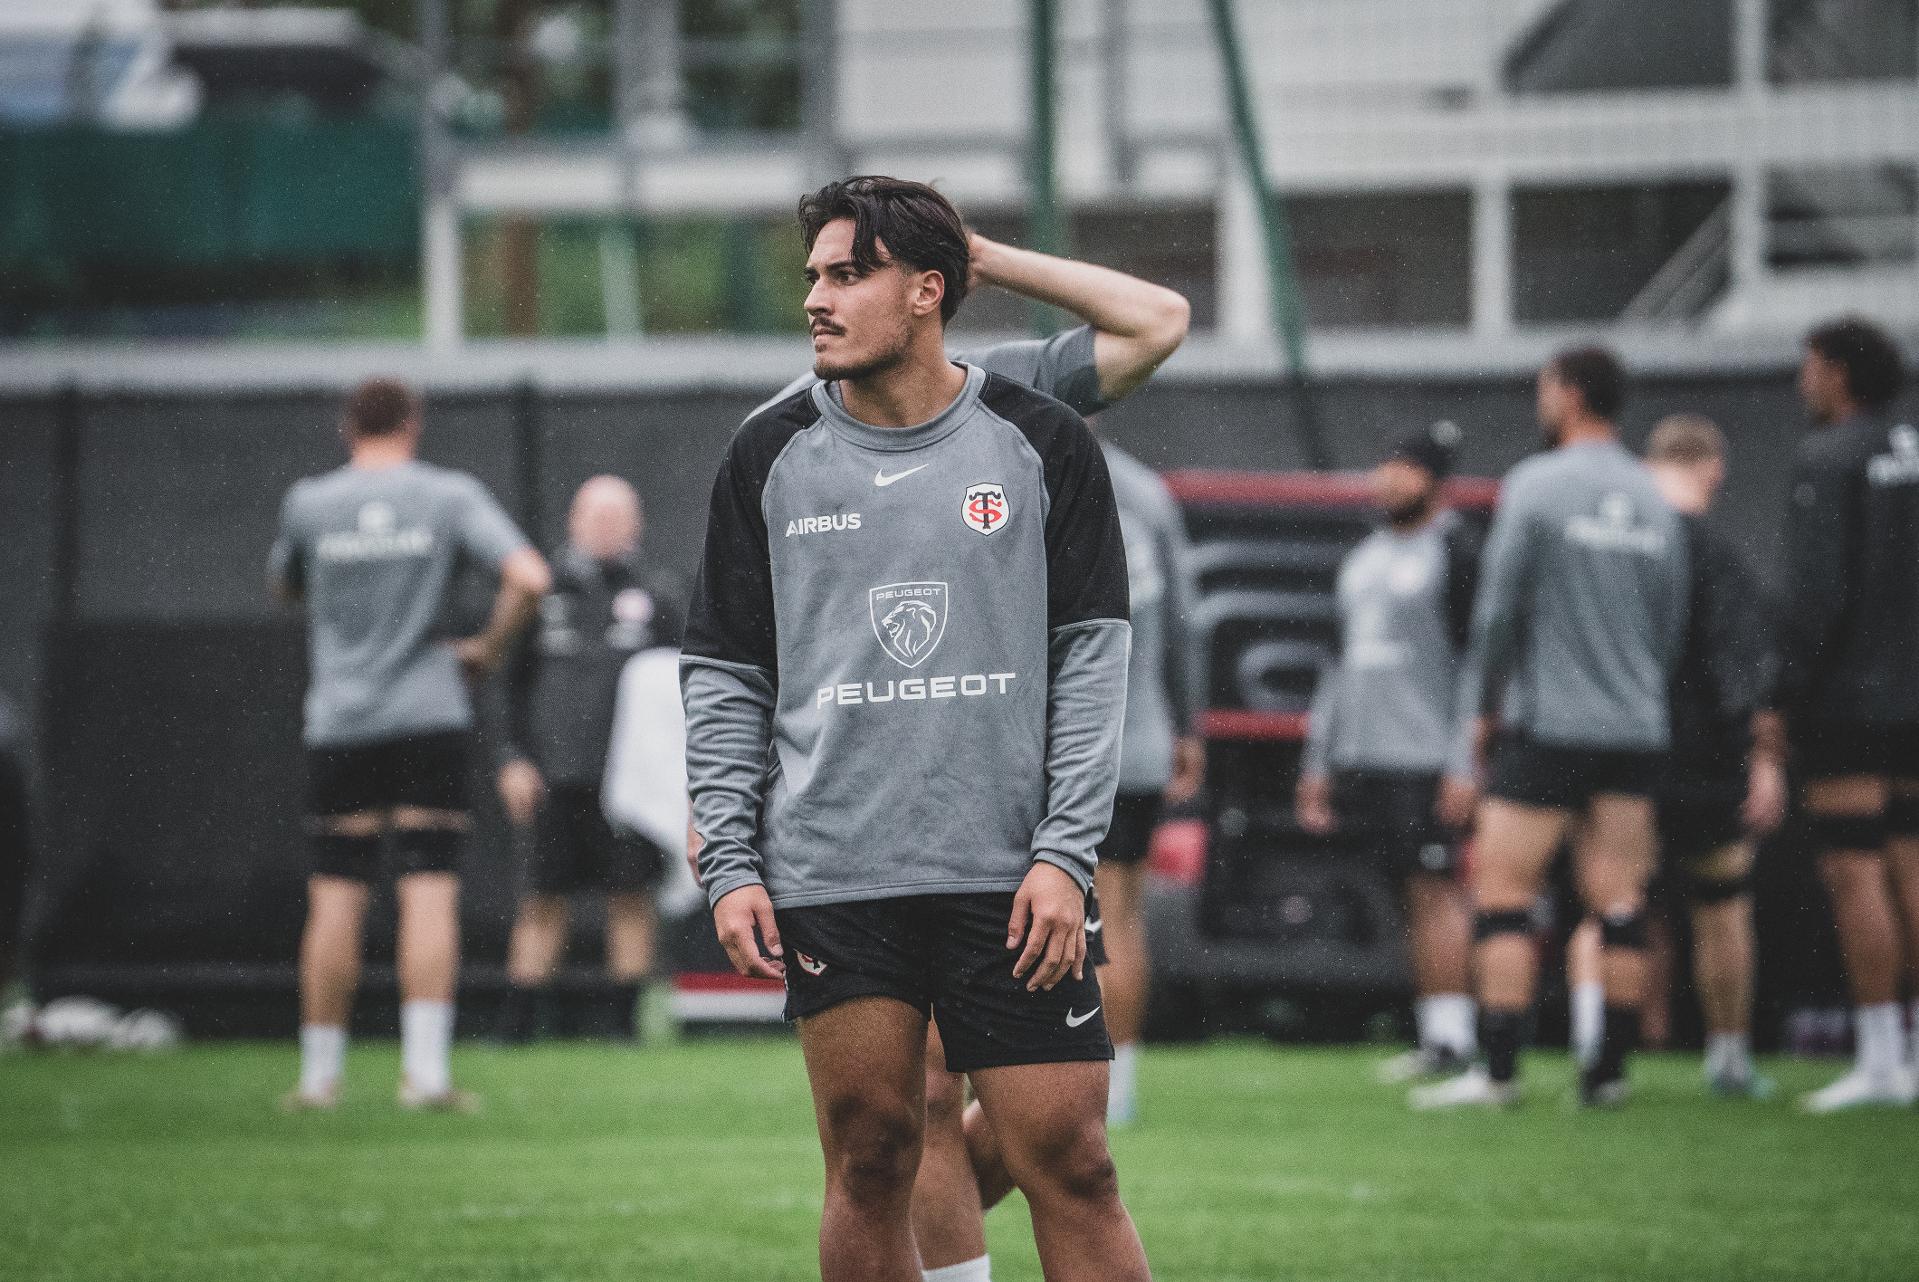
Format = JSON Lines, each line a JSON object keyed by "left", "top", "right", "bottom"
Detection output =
{"left": 870, "top": 581, "right": 948, "bottom": 668}
{"left": 963, "top": 482, "right": 1009, "bottom": 536}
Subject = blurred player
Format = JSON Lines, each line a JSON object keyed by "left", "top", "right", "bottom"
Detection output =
{"left": 1091, "top": 435, "right": 1202, "bottom": 1127}
{"left": 683, "top": 177, "right": 1149, "bottom": 1281}
{"left": 493, "top": 476, "right": 684, "bottom": 1044}
{"left": 1297, "top": 421, "right": 1481, "bottom": 1083}
{"left": 1566, "top": 415, "right": 1785, "bottom": 1096}
{"left": 760, "top": 222, "right": 1190, "bottom": 1279}
{"left": 1413, "top": 347, "right": 1688, "bottom": 1110}
{"left": 270, "top": 378, "right": 549, "bottom": 1111}
{"left": 1783, "top": 317, "right": 1919, "bottom": 1112}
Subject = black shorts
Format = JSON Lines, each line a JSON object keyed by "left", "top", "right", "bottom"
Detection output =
{"left": 1487, "top": 734, "right": 1663, "bottom": 811}
{"left": 1796, "top": 720, "right": 1919, "bottom": 783}
{"left": 775, "top": 891, "right": 1113, "bottom": 1074}
{"left": 530, "top": 784, "right": 666, "bottom": 895}
{"left": 1657, "top": 774, "right": 1747, "bottom": 865}
{"left": 1098, "top": 792, "right": 1162, "bottom": 867}
{"left": 1330, "top": 770, "right": 1459, "bottom": 879}
{"left": 305, "top": 731, "right": 471, "bottom": 818}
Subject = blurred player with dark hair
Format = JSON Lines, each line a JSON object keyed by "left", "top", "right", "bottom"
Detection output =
{"left": 1567, "top": 414, "right": 1785, "bottom": 1097}
{"left": 493, "top": 476, "right": 684, "bottom": 1044}
{"left": 684, "top": 176, "right": 1149, "bottom": 1281}
{"left": 1298, "top": 420, "right": 1481, "bottom": 1082}
{"left": 270, "top": 378, "right": 550, "bottom": 1111}
{"left": 1414, "top": 346, "right": 1688, "bottom": 1110}
{"left": 1784, "top": 316, "right": 1919, "bottom": 1111}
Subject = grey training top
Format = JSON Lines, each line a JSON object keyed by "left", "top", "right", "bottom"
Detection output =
{"left": 681, "top": 364, "right": 1133, "bottom": 910}
{"left": 269, "top": 459, "right": 530, "bottom": 748}
{"left": 1456, "top": 439, "right": 1688, "bottom": 752}
{"left": 1102, "top": 441, "right": 1199, "bottom": 793}
{"left": 1305, "top": 509, "right": 1475, "bottom": 777}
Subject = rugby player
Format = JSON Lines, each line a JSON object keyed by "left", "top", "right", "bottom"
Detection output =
{"left": 1297, "top": 421, "right": 1481, "bottom": 1082}
{"left": 271, "top": 378, "right": 549, "bottom": 1111}
{"left": 683, "top": 177, "right": 1151, "bottom": 1281}
{"left": 1567, "top": 415, "right": 1784, "bottom": 1096}
{"left": 493, "top": 477, "right": 684, "bottom": 1043}
{"left": 1413, "top": 347, "right": 1688, "bottom": 1110}
{"left": 1784, "top": 317, "right": 1919, "bottom": 1112}
{"left": 757, "top": 219, "right": 1190, "bottom": 1282}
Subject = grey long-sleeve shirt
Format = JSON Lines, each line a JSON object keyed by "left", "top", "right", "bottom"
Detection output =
{"left": 1456, "top": 438, "right": 1688, "bottom": 753}
{"left": 681, "top": 365, "right": 1132, "bottom": 910}
{"left": 1102, "top": 442, "right": 1200, "bottom": 793}
{"left": 1304, "top": 509, "right": 1478, "bottom": 778}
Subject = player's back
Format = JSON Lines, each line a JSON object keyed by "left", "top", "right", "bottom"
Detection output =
{"left": 1496, "top": 440, "right": 1688, "bottom": 751}
{"left": 1786, "top": 414, "right": 1919, "bottom": 723}
{"left": 276, "top": 460, "right": 516, "bottom": 747}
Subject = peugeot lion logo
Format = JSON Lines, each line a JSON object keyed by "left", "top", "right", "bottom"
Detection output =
{"left": 869, "top": 582, "right": 949, "bottom": 669}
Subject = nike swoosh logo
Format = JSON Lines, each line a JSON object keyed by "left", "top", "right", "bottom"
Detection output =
{"left": 874, "top": 465, "right": 929, "bottom": 487}
{"left": 1085, "top": 918, "right": 1103, "bottom": 935}
{"left": 1065, "top": 1006, "right": 1101, "bottom": 1028}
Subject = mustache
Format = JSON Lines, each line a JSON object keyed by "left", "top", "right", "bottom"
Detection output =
{"left": 809, "top": 318, "right": 845, "bottom": 337}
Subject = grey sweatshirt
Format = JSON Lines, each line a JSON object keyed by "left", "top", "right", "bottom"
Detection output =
{"left": 1456, "top": 438, "right": 1688, "bottom": 753}
{"left": 268, "top": 460, "right": 530, "bottom": 748}
{"left": 1102, "top": 442, "right": 1199, "bottom": 793}
{"left": 681, "top": 365, "right": 1132, "bottom": 910}
{"left": 1304, "top": 509, "right": 1477, "bottom": 777}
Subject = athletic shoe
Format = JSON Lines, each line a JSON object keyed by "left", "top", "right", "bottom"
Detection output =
{"left": 1408, "top": 1067, "right": 1519, "bottom": 1111}
{"left": 1376, "top": 1046, "right": 1472, "bottom": 1085}
{"left": 1577, "top": 1068, "right": 1630, "bottom": 1111}
{"left": 1704, "top": 1064, "right": 1775, "bottom": 1100}
{"left": 1798, "top": 1066, "right": 1918, "bottom": 1114}
{"left": 396, "top": 1079, "right": 481, "bottom": 1114}
{"left": 278, "top": 1084, "right": 340, "bottom": 1113}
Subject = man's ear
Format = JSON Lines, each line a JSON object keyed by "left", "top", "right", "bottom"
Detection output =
{"left": 909, "top": 269, "right": 946, "bottom": 319}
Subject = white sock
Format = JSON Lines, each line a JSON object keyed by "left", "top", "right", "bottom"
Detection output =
{"left": 1571, "top": 981, "right": 1604, "bottom": 1068}
{"left": 1108, "top": 1042, "right": 1139, "bottom": 1119}
{"left": 400, "top": 1000, "right": 454, "bottom": 1096}
{"left": 299, "top": 1025, "right": 346, "bottom": 1096}
{"left": 1705, "top": 1030, "right": 1751, "bottom": 1078}
{"left": 1855, "top": 1002, "right": 1906, "bottom": 1076}
{"left": 923, "top": 1256, "right": 992, "bottom": 1282}
{"left": 1420, "top": 993, "right": 1476, "bottom": 1055}
{"left": 1909, "top": 1001, "right": 1919, "bottom": 1063}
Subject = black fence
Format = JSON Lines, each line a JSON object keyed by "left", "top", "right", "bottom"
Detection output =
{"left": 0, "top": 365, "right": 1853, "bottom": 1034}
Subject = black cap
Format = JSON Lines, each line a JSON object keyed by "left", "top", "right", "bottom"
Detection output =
{"left": 1389, "top": 420, "right": 1461, "bottom": 480}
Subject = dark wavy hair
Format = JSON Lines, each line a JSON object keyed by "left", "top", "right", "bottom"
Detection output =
{"left": 798, "top": 176, "right": 970, "bottom": 322}
{"left": 1807, "top": 316, "right": 1905, "bottom": 410}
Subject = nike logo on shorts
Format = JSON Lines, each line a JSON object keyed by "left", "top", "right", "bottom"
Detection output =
{"left": 874, "top": 465, "right": 930, "bottom": 487}
{"left": 1085, "top": 918, "right": 1103, "bottom": 935}
{"left": 1065, "top": 1006, "right": 1100, "bottom": 1028}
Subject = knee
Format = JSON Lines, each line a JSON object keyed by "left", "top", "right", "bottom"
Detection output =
{"left": 1022, "top": 1121, "right": 1120, "bottom": 1207}
{"left": 823, "top": 1096, "right": 922, "bottom": 1206}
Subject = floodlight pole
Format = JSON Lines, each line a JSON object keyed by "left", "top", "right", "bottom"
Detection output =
{"left": 1204, "top": 0, "right": 1328, "bottom": 469}
{"left": 418, "top": 0, "right": 463, "bottom": 347}
{"left": 1027, "top": 0, "right": 1069, "bottom": 334}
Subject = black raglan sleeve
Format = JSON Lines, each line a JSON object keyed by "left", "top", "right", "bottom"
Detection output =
{"left": 989, "top": 376, "right": 1131, "bottom": 891}
{"left": 680, "top": 398, "right": 811, "bottom": 908}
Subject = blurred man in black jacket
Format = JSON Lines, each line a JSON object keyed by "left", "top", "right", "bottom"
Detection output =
{"left": 494, "top": 477, "right": 685, "bottom": 1043}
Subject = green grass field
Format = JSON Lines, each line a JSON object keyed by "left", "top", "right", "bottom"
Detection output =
{"left": 3, "top": 1038, "right": 1913, "bottom": 1281}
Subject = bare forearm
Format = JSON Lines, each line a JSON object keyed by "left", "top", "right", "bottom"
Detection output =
{"left": 971, "top": 234, "right": 1189, "bottom": 400}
